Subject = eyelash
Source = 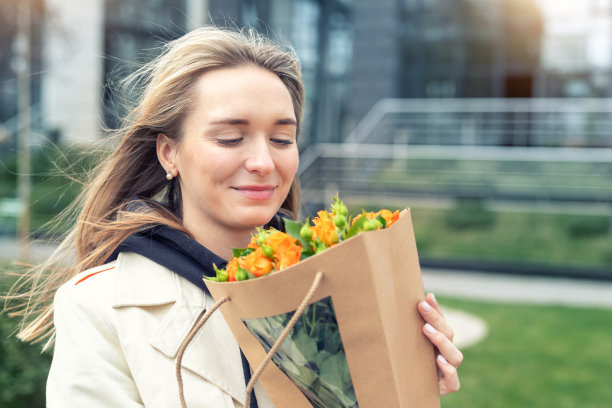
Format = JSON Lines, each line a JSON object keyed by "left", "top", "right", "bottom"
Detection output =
{"left": 271, "top": 138, "right": 294, "bottom": 146}
{"left": 216, "top": 138, "right": 242, "bottom": 147}
{"left": 216, "top": 138, "right": 294, "bottom": 147}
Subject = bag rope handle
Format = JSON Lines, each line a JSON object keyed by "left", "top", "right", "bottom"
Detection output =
{"left": 176, "top": 295, "right": 231, "bottom": 408}
{"left": 176, "top": 270, "right": 324, "bottom": 408}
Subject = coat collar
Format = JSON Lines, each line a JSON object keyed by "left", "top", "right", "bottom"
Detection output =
{"left": 111, "top": 252, "right": 247, "bottom": 404}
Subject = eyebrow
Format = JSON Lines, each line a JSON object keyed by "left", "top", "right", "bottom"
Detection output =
{"left": 209, "top": 118, "right": 297, "bottom": 126}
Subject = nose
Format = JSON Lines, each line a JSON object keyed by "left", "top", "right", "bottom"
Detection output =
{"left": 245, "top": 137, "right": 275, "bottom": 176}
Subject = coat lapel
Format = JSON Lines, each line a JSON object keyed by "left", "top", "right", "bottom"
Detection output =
{"left": 112, "top": 252, "right": 248, "bottom": 405}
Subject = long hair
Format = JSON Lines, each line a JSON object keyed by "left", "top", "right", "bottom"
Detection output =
{"left": 5, "top": 26, "right": 305, "bottom": 347}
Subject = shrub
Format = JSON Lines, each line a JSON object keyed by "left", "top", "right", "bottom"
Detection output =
{"left": 445, "top": 198, "right": 496, "bottom": 230}
{"left": 566, "top": 215, "right": 609, "bottom": 238}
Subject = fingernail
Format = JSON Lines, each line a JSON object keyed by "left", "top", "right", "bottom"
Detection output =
{"left": 437, "top": 354, "right": 448, "bottom": 365}
{"left": 424, "top": 323, "right": 437, "bottom": 334}
{"left": 430, "top": 293, "right": 438, "bottom": 305}
{"left": 421, "top": 301, "right": 433, "bottom": 312}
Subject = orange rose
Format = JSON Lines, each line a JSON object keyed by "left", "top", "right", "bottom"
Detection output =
{"left": 351, "top": 212, "right": 373, "bottom": 226}
{"left": 263, "top": 231, "right": 302, "bottom": 270}
{"left": 352, "top": 209, "right": 399, "bottom": 230}
{"left": 242, "top": 247, "right": 274, "bottom": 277}
{"left": 276, "top": 244, "right": 302, "bottom": 269}
{"left": 226, "top": 258, "right": 240, "bottom": 282}
{"left": 377, "top": 209, "right": 400, "bottom": 227}
{"left": 311, "top": 210, "right": 339, "bottom": 247}
{"left": 247, "top": 238, "right": 258, "bottom": 249}
{"left": 266, "top": 231, "right": 298, "bottom": 254}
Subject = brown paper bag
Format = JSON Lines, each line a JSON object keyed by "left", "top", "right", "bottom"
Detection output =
{"left": 204, "top": 209, "right": 440, "bottom": 407}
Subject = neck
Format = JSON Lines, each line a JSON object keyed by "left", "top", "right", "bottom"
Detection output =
{"left": 185, "top": 219, "right": 254, "bottom": 260}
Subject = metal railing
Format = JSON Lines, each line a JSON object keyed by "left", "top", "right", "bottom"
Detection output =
{"left": 299, "top": 98, "right": 612, "bottom": 210}
{"left": 343, "top": 98, "right": 612, "bottom": 147}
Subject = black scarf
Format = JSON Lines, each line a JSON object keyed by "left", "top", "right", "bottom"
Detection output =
{"left": 106, "top": 213, "right": 285, "bottom": 408}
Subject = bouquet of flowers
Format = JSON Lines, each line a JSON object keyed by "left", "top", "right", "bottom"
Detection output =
{"left": 209, "top": 196, "right": 399, "bottom": 283}
{"left": 206, "top": 196, "right": 400, "bottom": 407}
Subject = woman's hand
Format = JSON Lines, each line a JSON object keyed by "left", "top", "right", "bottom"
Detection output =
{"left": 418, "top": 293, "right": 463, "bottom": 395}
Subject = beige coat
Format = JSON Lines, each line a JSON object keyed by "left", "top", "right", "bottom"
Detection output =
{"left": 47, "top": 252, "right": 276, "bottom": 407}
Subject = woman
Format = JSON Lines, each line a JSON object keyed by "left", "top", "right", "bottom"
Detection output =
{"left": 8, "top": 27, "right": 461, "bottom": 407}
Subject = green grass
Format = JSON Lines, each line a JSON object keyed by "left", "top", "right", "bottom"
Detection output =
{"left": 438, "top": 297, "right": 612, "bottom": 408}
{"left": 377, "top": 159, "right": 612, "bottom": 199}
{"left": 350, "top": 202, "right": 612, "bottom": 271}
{"left": 412, "top": 206, "right": 612, "bottom": 269}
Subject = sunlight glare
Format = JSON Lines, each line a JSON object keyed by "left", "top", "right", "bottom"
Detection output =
{"left": 538, "top": 0, "right": 591, "bottom": 18}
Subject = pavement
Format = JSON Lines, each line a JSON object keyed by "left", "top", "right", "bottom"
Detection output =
{"left": 422, "top": 267, "right": 612, "bottom": 309}
{"left": 422, "top": 267, "right": 612, "bottom": 349}
{"left": 4, "top": 238, "right": 612, "bottom": 349}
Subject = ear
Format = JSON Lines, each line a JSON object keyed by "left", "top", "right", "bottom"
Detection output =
{"left": 156, "top": 133, "right": 178, "bottom": 177}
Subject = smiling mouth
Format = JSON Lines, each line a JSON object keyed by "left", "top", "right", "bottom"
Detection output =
{"left": 233, "top": 186, "right": 276, "bottom": 200}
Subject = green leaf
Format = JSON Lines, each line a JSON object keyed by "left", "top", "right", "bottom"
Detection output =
{"left": 294, "top": 327, "right": 319, "bottom": 358}
{"left": 282, "top": 360, "right": 319, "bottom": 388}
{"left": 232, "top": 247, "right": 254, "bottom": 258}
{"left": 313, "top": 350, "right": 333, "bottom": 369}
{"left": 377, "top": 214, "right": 387, "bottom": 229}
{"left": 300, "top": 247, "right": 315, "bottom": 260}
{"left": 318, "top": 350, "right": 357, "bottom": 406}
{"left": 284, "top": 219, "right": 304, "bottom": 240}
{"left": 322, "top": 325, "right": 342, "bottom": 354}
{"left": 345, "top": 215, "right": 367, "bottom": 238}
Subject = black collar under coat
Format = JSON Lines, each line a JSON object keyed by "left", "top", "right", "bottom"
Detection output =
{"left": 105, "top": 213, "right": 285, "bottom": 295}
{"left": 105, "top": 212, "right": 286, "bottom": 408}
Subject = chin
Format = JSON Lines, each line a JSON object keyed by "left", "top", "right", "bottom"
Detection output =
{"left": 237, "top": 207, "right": 279, "bottom": 228}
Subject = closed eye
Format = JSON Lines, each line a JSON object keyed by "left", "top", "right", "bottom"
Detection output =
{"left": 271, "top": 138, "right": 294, "bottom": 147}
{"left": 216, "top": 138, "right": 243, "bottom": 147}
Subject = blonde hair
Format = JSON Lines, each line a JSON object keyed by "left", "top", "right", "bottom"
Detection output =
{"left": 5, "top": 26, "right": 305, "bottom": 347}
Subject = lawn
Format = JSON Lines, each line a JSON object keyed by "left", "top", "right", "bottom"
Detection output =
{"left": 350, "top": 201, "right": 612, "bottom": 273}
{"left": 411, "top": 205, "right": 612, "bottom": 270}
{"left": 439, "top": 296, "right": 612, "bottom": 408}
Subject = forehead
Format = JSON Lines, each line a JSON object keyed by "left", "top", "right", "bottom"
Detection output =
{"left": 190, "top": 65, "right": 296, "bottom": 120}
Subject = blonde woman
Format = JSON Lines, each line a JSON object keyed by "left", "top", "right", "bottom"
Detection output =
{"left": 6, "top": 27, "right": 462, "bottom": 407}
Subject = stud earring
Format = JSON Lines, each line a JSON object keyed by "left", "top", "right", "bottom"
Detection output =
{"left": 166, "top": 172, "right": 173, "bottom": 181}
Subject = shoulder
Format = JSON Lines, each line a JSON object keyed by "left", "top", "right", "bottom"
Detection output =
{"left": 57, "top": 252, "right": 205, "bottom": 310}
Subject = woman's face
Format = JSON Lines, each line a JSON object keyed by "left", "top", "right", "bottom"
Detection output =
{"left": 161, "top": 65, "right": 299, "bottom": 242}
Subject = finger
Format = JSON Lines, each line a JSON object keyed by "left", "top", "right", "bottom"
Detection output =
{"left": 426, "top": 293, "right": 444, "bottom": 317}
{"left": 436, "top": 354, "right": 461, "bottom": 395}
{"left": 419, "top": 300, "right": 454, "bottom": 342}
{"left": 423, "top": 323, "right": 464, "bottom": 367}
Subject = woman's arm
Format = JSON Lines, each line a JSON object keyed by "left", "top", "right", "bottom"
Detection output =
{"left": 47, "top": 281, "right": 144, "bottom": 407}
{"left": 418, "top": 292, "right": 463, "bottom": 395}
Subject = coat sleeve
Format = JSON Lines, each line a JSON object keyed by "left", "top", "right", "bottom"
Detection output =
{"left": 47, "top": 280, "right": 144, "bottom": 408}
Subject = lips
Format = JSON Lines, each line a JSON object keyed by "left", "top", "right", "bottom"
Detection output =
{"left": 233, "top": 185, "right": 276, "bottom": 200}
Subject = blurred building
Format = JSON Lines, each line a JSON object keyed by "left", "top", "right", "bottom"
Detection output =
{"left": 0, "top": 0, "right": 45, "bottom": 146}
{"left": 1, "top": 0, "right": 611, "bottom": 147}
{"left": 349, "top": 0, "right": 543, "bottom": 126}
{"left": 537, "top": 0, "right": 612, "bottom": 97}
{"left": 28, "top": 0, "right": 352, "bottom": 147}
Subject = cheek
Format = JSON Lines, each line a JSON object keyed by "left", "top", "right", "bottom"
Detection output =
{"left": 278, "top": 149, "right": 299, "bottom": 180}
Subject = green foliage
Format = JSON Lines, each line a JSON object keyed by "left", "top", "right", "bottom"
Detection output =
{"left": 439, "top": 297, "right": 612, "bottom": 408}
{"left": 566, "top": 215, "right": 609, "bottom": 237}
{"left": 0, "top": 270, "right": 51, "bottom": 408}
{"left": 412, "top": 206, "right": 612, "bottom": 270}
{"left": 349, "top": 202, "right": 612, "bottom": 271}
{"left": 0, "top": 315, "right": 51, "bottom": 408}
{"left": 0, "top": 145, "right": 101, "bottom": 236}
{"left": 244, "top": 297, "right": 357, "bottom": 407}
{"left": 444, "top": 199, "right": 496, "bottom": 230}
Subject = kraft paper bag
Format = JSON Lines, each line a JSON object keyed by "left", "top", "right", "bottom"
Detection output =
{"left": 204, "top": 209, "right": 440, "bottom": 407}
